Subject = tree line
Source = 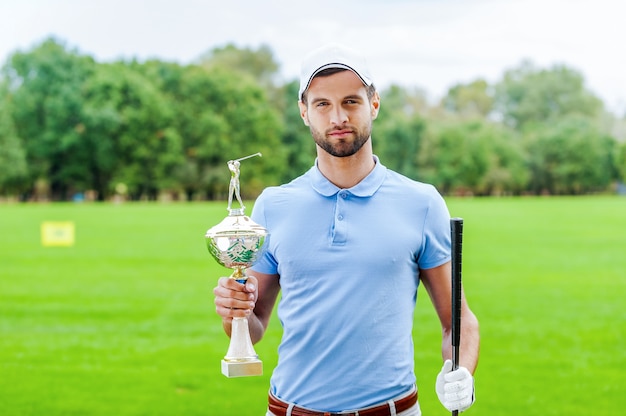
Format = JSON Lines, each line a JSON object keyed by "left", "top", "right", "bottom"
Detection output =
{"left": 1, "top": 37, "right": 625, "bottom": 201}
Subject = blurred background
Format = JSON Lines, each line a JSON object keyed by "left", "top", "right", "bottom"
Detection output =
{"left": 1, "top": 0, "right": 625, "bottom": 202}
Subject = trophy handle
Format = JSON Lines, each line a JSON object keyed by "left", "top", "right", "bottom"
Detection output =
{"left": 220, "top": 265, "right": 262, "bottom": 377}
{"left": 224, "top": 317, "right": 260, "bottom": 363}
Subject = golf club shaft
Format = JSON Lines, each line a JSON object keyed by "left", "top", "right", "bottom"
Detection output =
{"left": 234, "top": 152, "right": 262, "bottom": 162}
{"left": 450, "top": 218, "right": 463, "bottom": 416}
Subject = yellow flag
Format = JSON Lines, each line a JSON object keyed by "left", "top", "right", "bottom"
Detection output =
{"left": 41, "top": 221, "right": 75, "bottom": 247}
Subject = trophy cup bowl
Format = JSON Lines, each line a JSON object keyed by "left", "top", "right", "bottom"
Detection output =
{"left": 204, "top": 152, "right": 268, "bottom": 378}
{"left": 206, "top": 212, "right": 267, "bottom": 271}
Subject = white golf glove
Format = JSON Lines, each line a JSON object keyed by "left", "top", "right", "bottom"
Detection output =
{"left": 436, "top": 359, "right": 475, "bottom": 412}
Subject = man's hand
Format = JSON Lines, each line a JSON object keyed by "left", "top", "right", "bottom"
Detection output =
{"left": 213, "top": 275, "right": 258, "bottom": 321}
{"left": 436, "top": 359, "right": 475, "bottom": 412}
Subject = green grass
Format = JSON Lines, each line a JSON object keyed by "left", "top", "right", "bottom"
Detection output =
{"left": 0, "top": 197, "right": 624, "bottom": 415}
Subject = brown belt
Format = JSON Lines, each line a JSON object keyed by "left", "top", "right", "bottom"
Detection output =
{"left": 268, "top": 389, "right": 418, "bottom": 416}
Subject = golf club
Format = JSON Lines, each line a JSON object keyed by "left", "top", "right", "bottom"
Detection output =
{"left": 450, "top": 217, "right": 463, "bottom": 416}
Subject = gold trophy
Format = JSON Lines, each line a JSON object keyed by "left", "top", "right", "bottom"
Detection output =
{"left": 205, "top": 153, "right": 268, "bottom": 377}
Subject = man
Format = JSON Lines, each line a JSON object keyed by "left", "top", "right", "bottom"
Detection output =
{"left": 214, "top": 44, "right": 480, "bottom": 416}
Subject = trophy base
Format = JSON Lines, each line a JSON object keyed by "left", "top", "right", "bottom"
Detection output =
{"left": 221, "top": 358, "right": 263, "bottom": 378}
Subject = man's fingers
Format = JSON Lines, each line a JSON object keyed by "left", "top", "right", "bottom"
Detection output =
{"left": 215, "top": 303, "right": 252, "bottom": 318}
{"left": 443, "top": 380, "right": 472, "bottom": 395}
{"left": 440, "top": 359, "right": 453, "bottom": 373}
{"left": 214, "top": 286, "right": 253, "bottom": 302}
{"left": 213, "top": 276, "right": 257, "bottom": 319}
{"left": 216, "top": 276, "right": 243, "bottom": 290}
{"left": 214, "top": 291, "right": 255, "bottom": 309}
{"left": 444, "top": 366, "right": 472, "bottom": 382}
{"left": 214, "top": 278, "right": 255, "bottom": 301}
{"left": 244, "top": 274, "right": 258, "bottom": 292}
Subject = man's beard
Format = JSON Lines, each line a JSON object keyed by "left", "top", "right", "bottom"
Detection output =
{"left": 310, "top": 125, "right": 372, "bottom": 158}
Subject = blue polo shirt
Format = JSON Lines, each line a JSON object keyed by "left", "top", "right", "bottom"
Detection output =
{"left": 251, "top": 156, "right": 451, "bottom": 411}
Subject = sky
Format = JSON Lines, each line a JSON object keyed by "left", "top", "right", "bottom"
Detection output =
{"left": 1, "top": 0, "right": 625, "bottom": 114}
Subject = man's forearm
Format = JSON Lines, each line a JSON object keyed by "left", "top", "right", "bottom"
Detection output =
{"left": 442, "top": 310, "right": 480, "bottom": 373}
{"left": 459, "top": 311, "right": 480, "bottom": 373}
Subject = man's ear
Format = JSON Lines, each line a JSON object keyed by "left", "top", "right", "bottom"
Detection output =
{"left": 371, "top": 92, "right": 381, "bottom": 120}
{"left": 298, "top": 100, "right": 310, "bottom": 126}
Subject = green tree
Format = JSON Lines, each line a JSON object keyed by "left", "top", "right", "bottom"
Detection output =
{"left": 5, "top": 37, "right": 96, "bottom": 199}
{"left": 196, "top": 44, "right": 296, "bottom": 187}
{"left": 0, "top": 82, "right": 28, "bottom": 195}
{"left": 494, "top": 61, "right": 603, "bottom": 130}
{"left": 616, "top": 141, "right": 626, "bottom": 184}
{"left": 417, "top": 121, "right": 488, "bottom": 194}
{"left": 442, "top": 79, "right": 494, "bottom": 118}
{"left": 135, "top": 60, "right": 285, "bottom": 200}
{"left": 375, "top": 85, "right": 428, "bottom": 179}
{"left": 4, "top": 38, "right": 621, "bottom": 199}
{"left": 473, "top": 122, "right": 528, "bottom": 195}
{"left": 82, "top": 62, "right": 183, "bottom": 200}
{"left": 198, "top": 43, "right": 280, "bottom": 88}
{"left": 416, "top": 119, "right": 528, "bottom": 195}
{"left": 376, "top": 116, "right": 425, "bottom": 179}
{"left": 129, "top": 60, "right": 205, "bottom": 199}
{"left": 278, "top": 80, "right": 317, "bottom": 181}
{"left": 524, "top": 116, "right": 617, "bottom": 194}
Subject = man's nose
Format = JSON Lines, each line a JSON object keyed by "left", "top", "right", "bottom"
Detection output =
{"left": 330, "top": 106, "right": 348, "bottom": 125}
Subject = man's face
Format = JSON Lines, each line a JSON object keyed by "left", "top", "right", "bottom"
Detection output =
{"left": 299, "top": 70, "right": 380, "bottom": 158}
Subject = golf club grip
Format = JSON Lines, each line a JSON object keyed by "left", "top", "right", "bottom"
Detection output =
{"left": 450, "top": 218, "right": 463, "bottom": 371}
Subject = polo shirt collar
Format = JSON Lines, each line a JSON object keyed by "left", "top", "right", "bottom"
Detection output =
{"left": 310, "top": 155, "right": 387, "bottom": 197}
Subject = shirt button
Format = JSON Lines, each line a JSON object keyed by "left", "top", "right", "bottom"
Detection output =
{"left": 340, "top": 192, "right": 347, "bottom": 198}
{"left": 337, "top": 214, "right": 344, "bottom": 221}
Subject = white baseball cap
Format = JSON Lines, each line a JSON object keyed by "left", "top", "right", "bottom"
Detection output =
{"left": 298, "top": 44, "right": 374, "bottom": 101}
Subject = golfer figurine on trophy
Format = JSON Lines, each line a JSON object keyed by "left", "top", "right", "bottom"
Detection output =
{"left": 205, "top": 153, "right": 268, "bottom": 377}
